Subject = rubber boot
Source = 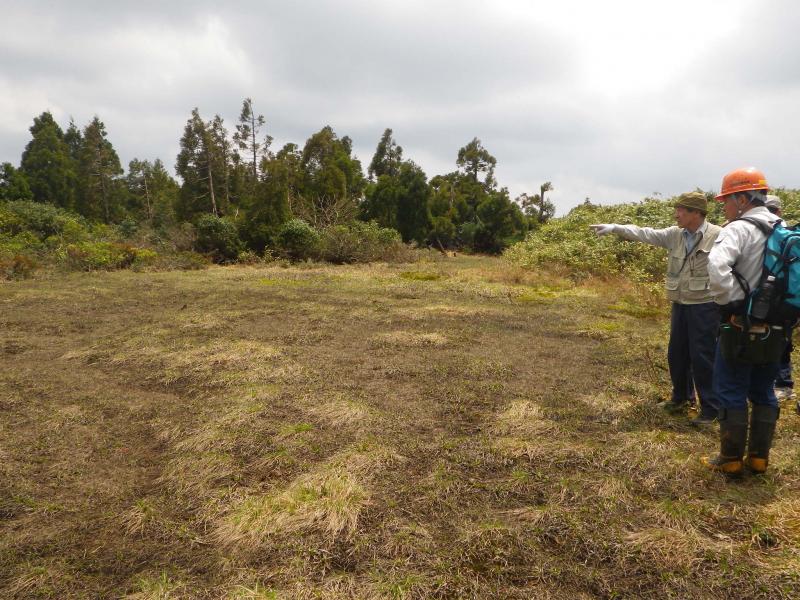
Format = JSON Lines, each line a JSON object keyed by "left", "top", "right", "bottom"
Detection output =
{"left": 745, "top": 405, "right": 780, "bottom": 474}
{"left": 702, "top": 407, "right": 748, "bottom": 476}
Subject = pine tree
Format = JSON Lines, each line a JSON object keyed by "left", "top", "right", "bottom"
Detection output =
{"left": 232, "top": 98, "right": 272, "bottom": 185}
{"left": 295, "top": 126, "right": 365, "bottom": 225}
{"left": 127, "top": 158, "right": 178, "bottom": 225}
{"left": 19, "top": 111, "right": 77, "bottom": 209}
{"left": 362, "top": 129, "right": 429, "bottom": 243}
{"left": 368, "top": 128, "right": 403, "bottom": 180}
{"left": 175, "top": 108, "right": 233, "bottom": 220}
{"left": 76, "top": 117, "right": 124, "bottom": 223}
{"left": 0, "top": 163, "right": 33, "bottom": 201}
{"left": 64, "top": 118, "right": 83, "bottom": 162}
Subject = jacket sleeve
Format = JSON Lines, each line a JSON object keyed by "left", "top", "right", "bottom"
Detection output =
{"left": 708, "top": 228, "right": 742, "bottom": 305}
{"left": 610, "top": 225, "right": 677, "bottom": 249}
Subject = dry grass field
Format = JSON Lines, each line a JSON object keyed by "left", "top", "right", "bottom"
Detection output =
{"left": 2, "top": 255, "right": 800, "bottom": 599}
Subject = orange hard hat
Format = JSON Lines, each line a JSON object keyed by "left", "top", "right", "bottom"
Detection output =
{"left": 715, "top": 167, "right": 768, "bottom": 200}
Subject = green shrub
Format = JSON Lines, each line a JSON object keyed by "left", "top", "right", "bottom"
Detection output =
{"left": 236, "top": 250, "right": 264, "bottom": 265}
{"left": 0, "top": 208, "right": 24, "bottom": 235}
{"left": 319, "top": 221, "right": 403, "bottom": 263}
{"left": 61, "top": 241, "right": 140, "bottom": 271}
{"left": 118, "top": 217, "right": 139, "bottom": 238}
{"left": 59, "top": 218, "right": 91, "bottom": 244}
{"left": 132, "top": 248, "right": 159, "bottom": 269}
{"left": 505, "top": 196, "right": 719, "bottom": 282}
{"left": 0, "top": 231, "right": 43, "bottom": 254}
{"left": 0, "top": 200, "right": 88, "bottom": 240}
{"left": 193, "top": 214, "right": 243, "bottom": 262}
{"left": 276, "top": 219, "right": 320, "bottom": 260}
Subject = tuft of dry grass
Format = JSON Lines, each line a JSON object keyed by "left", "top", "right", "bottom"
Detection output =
{"left": 308, "top": 396, "right": 377, "bottom": 429}
{"left": 216, "top": 444, "right": 401, "bottom": 551}
{"left": 373, "top": 330, "right": 448, "bottom": 347}
{"left": 125, "top": 571, "right": 186, "bottom": 599}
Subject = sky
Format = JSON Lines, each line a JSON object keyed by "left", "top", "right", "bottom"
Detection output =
{"left": 1, "top": 0, "right": 798, "bottom": 214}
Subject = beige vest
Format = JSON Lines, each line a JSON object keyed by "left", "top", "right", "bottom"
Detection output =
{"left": 665, "top": 223, "right": 722, "bottom": 304}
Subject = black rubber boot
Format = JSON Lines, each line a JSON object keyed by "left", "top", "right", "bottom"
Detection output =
{"left": 702, "top": 407, "right": 748, "bottom": 476}
{"left": 745, "top": 405, "right": 780, "bottom": 474}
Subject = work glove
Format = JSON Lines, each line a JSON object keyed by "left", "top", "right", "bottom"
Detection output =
{"left": 589, "top": 224, "right": 616, "bottom": 236}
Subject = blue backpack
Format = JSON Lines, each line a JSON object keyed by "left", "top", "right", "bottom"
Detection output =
{"left": 737, "top": 217, "right": 800, "bottom": 323}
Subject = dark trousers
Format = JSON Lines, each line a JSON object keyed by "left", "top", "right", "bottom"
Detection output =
{"left": 775, "top": 339, "right": 794, "bottom": 389}
{"left": 668, "top": 302, "right": 719, "bottom": 418}
{"left": 713, "top": 344, "right": 779, "bottom": 410}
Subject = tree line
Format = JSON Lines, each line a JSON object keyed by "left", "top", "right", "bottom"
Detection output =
{"left": 0, "top": 99, "right": 555, "bottom": 256}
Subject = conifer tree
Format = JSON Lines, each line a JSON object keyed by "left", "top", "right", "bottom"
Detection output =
{"left": 362, "top": 130, "right": 429, "bottom": 243}
{"left": 76, "top": 117, "right": 124, "bottom": 222}
{"left": 19, "top": 111, "right": 77, "bottom": 209}
{"left": 127, "top": 158, "right": 178, "bottom": 225}
{"left": 368, "top": 128, "right": 403, "bottom": 180}
{"left": 232, "top": 98, "right": 272, "bottom": 185}
{"left": 295, "top": 126, "right": 365, "bottom": 225}
{"left": 0, "top": 163, "right": 33, "bottom": 201}
{"left": 175, "top": 109, "right": 233, "bottom": 220}
{"left": 64, "top": 118, "right": 83, "bottom": 162}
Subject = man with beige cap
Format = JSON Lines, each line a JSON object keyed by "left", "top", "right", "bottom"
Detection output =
{"left": 591, "top": 192, "right": 722, "bottom": 424}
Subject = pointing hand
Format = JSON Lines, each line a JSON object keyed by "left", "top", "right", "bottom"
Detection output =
{"left": 589, "top": 224, "right": 615, "bottom": 236}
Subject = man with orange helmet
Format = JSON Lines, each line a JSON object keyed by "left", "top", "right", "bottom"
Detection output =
{"left": 704, "top": 167, "right": 782, "bottom": 476}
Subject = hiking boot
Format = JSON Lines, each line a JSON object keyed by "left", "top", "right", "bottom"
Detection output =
{"left": 658, "top": 399, "right": 687, "bottom": 415}
{"left": 702, "top": 407, "right": 748, "bottom": 476}
{"left": 745, "top": 405, "right": 779, "bottom": 474}
{"left": 690, "top": 414, "right": 717, "bottom": 427}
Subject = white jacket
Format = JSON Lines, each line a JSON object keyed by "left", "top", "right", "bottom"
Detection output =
{"left": 708, "top": 206, "right": 781, "bottom": 305}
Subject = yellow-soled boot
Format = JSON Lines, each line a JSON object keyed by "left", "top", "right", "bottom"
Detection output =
{"left": 702, "top": 407, "right": 748, "bottom": 477}
{"left": 745, "top": 405, "right": 779, "bottom": 474}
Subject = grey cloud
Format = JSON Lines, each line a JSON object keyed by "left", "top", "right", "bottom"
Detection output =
{"left": 2, "top": 1, "right": 800, "bottom": 215}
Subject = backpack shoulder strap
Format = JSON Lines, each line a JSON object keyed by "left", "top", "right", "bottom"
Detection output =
{"left": 735, "top": 216, "right": 774, "bottom": 236}
{"left": 729, "top": 217, "right": 774, "bottom": 299}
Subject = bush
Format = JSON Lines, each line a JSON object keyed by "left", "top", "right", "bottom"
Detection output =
{"left": 0, "top": 200, "right": 89, "bottom": 241}
{"left": 0, "top": 231, "right": 43, "bottom": 254}
{"left": 131, "top": 248, "right": 159, "bottom": 269}
{"left": 504, "top": 196, "right": 719, "bottom": 282}
{"left": 235, "top": 250, "right": 264, "bottom": 265}
{"left": 276, "top": 219, "right": 320, "bottom": 260}
{"left": 61, "top": 241, "right": 140, "bottom": 271}
{"left": 193, "top": 214, "right": 243, "bottom": 262}
{"left": 0, "top": 253, "right": 37, "bottom": 280}
{"left": 118, "top": 217, "right": 139, "bottom": 238}
{"left": 319, "top": 220, "right": 404, "bottom": 263}
{"left": 166, "top": 222, "right": 197, "bottom": 252}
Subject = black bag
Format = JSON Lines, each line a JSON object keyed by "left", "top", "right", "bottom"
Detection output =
{"left": 719, "top": 320, "right": 788, "bottom": 365}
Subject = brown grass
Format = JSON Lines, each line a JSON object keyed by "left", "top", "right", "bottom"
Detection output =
{"left": 3, "top": 257, "right": 800, "bottom": 598}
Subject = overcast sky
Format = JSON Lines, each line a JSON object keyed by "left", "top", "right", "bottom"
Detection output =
{"left": 1, "top": 0, "right": 797, "bottom": 213}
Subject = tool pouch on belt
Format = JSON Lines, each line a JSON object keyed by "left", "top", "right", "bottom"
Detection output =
{"left": 719, "top": 318, "right": 788, "bottom": 365}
